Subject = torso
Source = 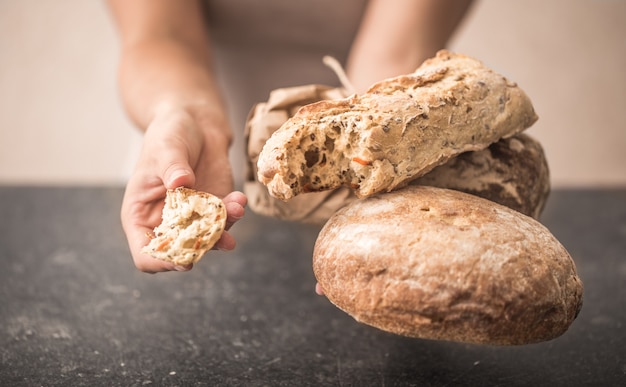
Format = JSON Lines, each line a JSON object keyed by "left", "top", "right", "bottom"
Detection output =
{"left": 202, "top": 0, "right": 369, "bottom": 186}
{"left": 204, "top": 0, "right": 369, "bottom": 123}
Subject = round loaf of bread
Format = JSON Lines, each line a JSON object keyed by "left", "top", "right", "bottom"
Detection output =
{"left": 411, "top": 133, "right": 550, "bottom": 219}
{"left": 313, "top": 186, "right": 583, "bottom": 345}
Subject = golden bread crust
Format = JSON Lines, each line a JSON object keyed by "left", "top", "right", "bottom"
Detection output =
{"left": 313, "top": 186, "right": 583, "bottom": 345}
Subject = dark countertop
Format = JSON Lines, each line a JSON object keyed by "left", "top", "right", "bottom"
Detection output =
{"left": 0, "top": 186, "right": 624, "bottom": 386}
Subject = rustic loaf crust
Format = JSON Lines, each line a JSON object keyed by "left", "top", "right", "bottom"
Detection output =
{"left": 257, "top": 50, "right": 538, "bottom": 200}
{"left": 142, "top": 187, "right": 226, "bottom": 266}
{"left": 313, "top": 186, "right": 583, "bottom": 345}
{"left": 244, "top": 82, "right": 549, "bottom": 221}
{"left": 246, "top": 82, "right": 548, "bottom": 222}
{"left": 412, "top": 133, "right": 550, "bottom": 219}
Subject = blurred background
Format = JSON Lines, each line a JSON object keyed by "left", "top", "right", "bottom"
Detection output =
{"left": 0, "top": 0, "right": 624, "bottom": 187}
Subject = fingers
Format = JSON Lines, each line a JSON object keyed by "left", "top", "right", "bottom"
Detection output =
{"left": 163, "top": 162, "right": 195, "bottom": 190}
{"left": 223, "top": 190, "right": 248, "bottom": 207}
{"left": 213, "top": 191, "right": 247, "bottom": 251}
{"left": 214, "top": 230, "right": 236, "bottom": 251}
{"left": 141, "top": 112, "right": 200, "bottom": 191}
{"left": 315, "top": 283, "right": 326, "bottom": 296}
{"left": 132, "top": 229, "right": 236, "bottom": 272}
{"left": 223, "top": 191, "right": 247, "bottom": 230}
{"left": 126, "top": 223, "right": 190, "bottom": 273}
{"left": 153, "top": 139, "right": 196, "bottom": 190}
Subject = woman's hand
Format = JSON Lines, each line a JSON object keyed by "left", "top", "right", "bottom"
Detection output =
{"left": 120, "top": 104, "right": 247, "bottom": 273}
{"left": 106, "top": 0, "right": 244, "bottom": 272}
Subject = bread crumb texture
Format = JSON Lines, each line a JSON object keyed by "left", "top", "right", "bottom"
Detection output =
{"left": 142, "top": 187, "right": 226, "bottom": 266}
{"left": 313, "top": 186, "right": 583, "bottom": 345}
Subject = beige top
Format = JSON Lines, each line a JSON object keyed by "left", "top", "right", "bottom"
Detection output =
{"left": 204, "top": 0, "right": 369, "bottom": 129}
{"left": 203, "top": 0, "right": 369, "bottom": 184}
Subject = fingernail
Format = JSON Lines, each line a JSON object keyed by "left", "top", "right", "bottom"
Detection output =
{"left": 174, "top": 265, "right": 190, "bottom": 272}
{"left": 167, "top": 169, "right": 191, "bottom": 188}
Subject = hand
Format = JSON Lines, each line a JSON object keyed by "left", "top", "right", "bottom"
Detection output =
{"left": 120, "top": 105, "right": 247, "bottom": 273}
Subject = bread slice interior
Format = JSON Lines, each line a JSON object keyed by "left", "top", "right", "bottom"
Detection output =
{"left": 142, "top": 187, "right": 226, "bottom": 265}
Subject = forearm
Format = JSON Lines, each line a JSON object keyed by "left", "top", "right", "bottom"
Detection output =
{"left": 347, "top": 0, "right": 474, "bottom": 92}
{"left": 107, "top": 0, "right": 231, "bottom": 142}
{"left": 117, "top": 39, "right": 231, "bottom": 141}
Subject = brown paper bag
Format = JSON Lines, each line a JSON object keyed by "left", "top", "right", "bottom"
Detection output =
{"left": 244, "top": 84, "right": 357, "bottom": 224}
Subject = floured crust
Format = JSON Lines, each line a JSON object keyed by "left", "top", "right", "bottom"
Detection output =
{"left": 313, "top": 186, "right": 583, "bottom": 345}
{"left": 142, "top": 187, "right": 226, "bottom": 266}
{"left": 257, "top": 50, "right": 538, "bottom": 200}
{"left": 412, "top": 133, "right": 550, "bottom": 219}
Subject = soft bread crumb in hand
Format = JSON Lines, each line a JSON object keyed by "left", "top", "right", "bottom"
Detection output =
{"left": 142, "top": 187, "right": 227, "bottom": 266}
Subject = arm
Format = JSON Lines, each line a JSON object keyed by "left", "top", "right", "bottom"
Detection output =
{"left": 346, "top": 0, "right": 474, "bottom": 92}
{"left": 108, "top": 0, "right": 227, "bottom": 135}
{"left": 107, "top": 0, "right": 246, "bottom": 273}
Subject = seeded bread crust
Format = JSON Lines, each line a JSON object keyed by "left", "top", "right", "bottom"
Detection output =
{"left": 257, "top": 50, "right": 538, "bottom": 201}
{"left": 142, "top": 187, "right": 226, "bottom": 266}
{"left": 313, "top": 186, "right": 583, "bottom": 345}
{"left": 246, "top": 89, "right": 549, "bottom": 221}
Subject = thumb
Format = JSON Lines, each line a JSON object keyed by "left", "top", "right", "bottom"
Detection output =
{"left": 162, "top": 162, "right": 196, "bottom": 190}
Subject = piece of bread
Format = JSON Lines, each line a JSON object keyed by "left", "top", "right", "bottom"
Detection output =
{"left": 313, "top": 186, "right": 583, "bottom": 345}
{"left": 247, "top": 93, "right": 549, "bottom": 222}
{"left": 246, "top": 78, "right": 548, "bottom": 222}
{"left": 257, "top": 50, "right": 538, "bottom": 200}
{"left": 411, "top": 133, "right": 550, "bottom": 219}
{"left": 142, "top": 187, "right": 226, "bottom": 266}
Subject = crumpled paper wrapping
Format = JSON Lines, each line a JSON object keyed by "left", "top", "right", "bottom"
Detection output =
{"left": 244, "top": 84, "right": 358, "bottom": 224}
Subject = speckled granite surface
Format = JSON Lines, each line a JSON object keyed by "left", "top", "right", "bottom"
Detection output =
{"left": 0, "top": 186, "right": 624, "bottom": 386}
